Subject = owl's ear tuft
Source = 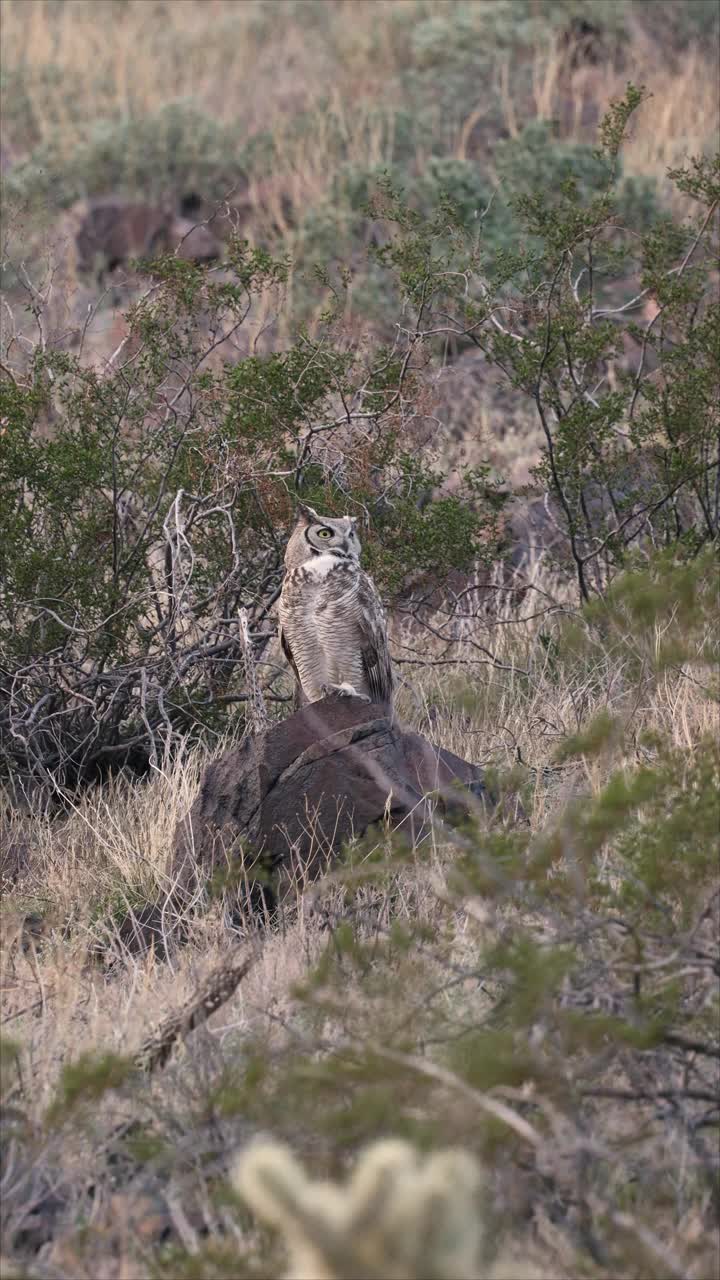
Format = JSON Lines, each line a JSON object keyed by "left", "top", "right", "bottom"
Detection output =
{"left": 296, "top": 502, "right": 319, "bottom": 525}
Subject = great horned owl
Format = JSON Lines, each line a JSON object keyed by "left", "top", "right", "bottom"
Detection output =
{"left": 278, "top": 504, "right": 393, "bottom": 707}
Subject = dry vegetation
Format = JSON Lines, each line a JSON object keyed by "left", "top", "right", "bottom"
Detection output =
{"left": 1, "top": 2, "right": 719, "bottom": 1278}
{"left": 3, "top": 584, "right": 718, "bottom": 1278}
{"left": 2, "top": 0, "right": 718, "bottom": 356}
{"left": 1, "top": 0, "right": 715, "bottom": 192}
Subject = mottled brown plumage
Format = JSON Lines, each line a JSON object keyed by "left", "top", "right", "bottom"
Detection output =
{"left": 278, "top": 505, "right": 393, "bottom": 707}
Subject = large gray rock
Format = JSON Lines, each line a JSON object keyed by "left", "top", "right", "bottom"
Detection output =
{"left": 171, "top": 694, "right": 496, "bottom": 913}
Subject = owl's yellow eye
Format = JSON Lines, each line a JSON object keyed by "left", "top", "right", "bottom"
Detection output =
{"left": 316, "top": 527, "right": 332, "bottom": 538}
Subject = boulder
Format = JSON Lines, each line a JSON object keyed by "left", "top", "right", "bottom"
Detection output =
{"left": 171, "top": 694, "right": 497, "bottom": 913}
{"left": 74, "top": 197, "right": 221, "bottom": 282}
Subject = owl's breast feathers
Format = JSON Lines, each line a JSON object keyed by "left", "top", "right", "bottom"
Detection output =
{"left": 278, "top": 558, "right": 393, "bottom": 705}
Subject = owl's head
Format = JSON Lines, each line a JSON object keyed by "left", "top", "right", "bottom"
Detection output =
{"left": 285, "top": 503, "right": 362, "bottom": 568}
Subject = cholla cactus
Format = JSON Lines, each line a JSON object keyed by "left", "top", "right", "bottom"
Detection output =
{"left": 234, "top": 1137, "right": 538, "bottom": 1280}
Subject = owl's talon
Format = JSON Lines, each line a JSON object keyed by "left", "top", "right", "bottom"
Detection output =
{"left": 322, "top": 682, "right": 370, "bottom": 701}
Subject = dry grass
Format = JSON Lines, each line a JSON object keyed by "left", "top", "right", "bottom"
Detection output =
{"left": 1, "top": 5, "right": 718, "bottom": 1276}
{"left": 497, "top": 22, "right": 719, "bottom": 212}
{"left": 3, "top": 582, "right": 715, "bottom": 1076}
{"left": 1, "top": 572, "right": 718, "bottom": 1276}
{"left": 0, "top": 0, "right": 410, "bottom": 169}
{"left": 3, "top": 1, "right": 716, "bottom": 173}
{"left": 2, "top": 0, "right": 717, "bottom": 367}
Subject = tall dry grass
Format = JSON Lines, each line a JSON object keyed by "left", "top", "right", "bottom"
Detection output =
{"left": 2, "top": 577, "right": 717, "bottom": 1276}
{"left": 2, "top": 0, "right": 717, "bottom": 366}
{"left": 503, "top": 22, "right": 719, "bottom": 212}
{"left": 3, "top": 576, "right": 716, "bottom": 1089}
{"left": 1, "top": 0, "right": 408, "bottom": 149}
{"left": 3, "top": 0, "right": 717, "bottom": 205}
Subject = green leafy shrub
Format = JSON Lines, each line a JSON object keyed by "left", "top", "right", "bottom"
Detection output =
{"left": 2, "top": 88, "right": 716, "bottom": 799}
{"left": 495, "top": 120, "right": 660, "bottom": 230}
{"left": 3, "top": 100, "right": 247, "bottom": 211}
{"left": 0, "top": 235, "right": 498, "bottom": 798}
{"left": 415, "top": 158, "right": 495, "bottom": 230}
{"left": 369, "top": 88, "right": 718, "bottom": 599}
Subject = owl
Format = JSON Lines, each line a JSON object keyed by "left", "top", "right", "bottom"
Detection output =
{"left": 278, "top": 504, "right": 394, "bottom": 708}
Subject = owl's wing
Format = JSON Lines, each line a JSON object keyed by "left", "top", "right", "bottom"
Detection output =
{"left": 279, "top": 624, "right": 306, "bottom": 710}
{"left": 356, "top": 571, "right": 394, "bottom": 704}
{"left": 278, "top": 582, "right": 306, "bottom": 710}
{"left": 278, "top": 624, "right": 299, "bottom": 683}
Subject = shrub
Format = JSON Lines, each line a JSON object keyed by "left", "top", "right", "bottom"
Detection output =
{"left": 1, "top": 88, "right": 716, "bottom": 801}
{"left": 369, "top": 88, "right": 719, "bottom": 601}
{"left": 3, "top": 100, "right": 247, "bottom": 213}
{"left": 0, "top": 236, "right": 499, "bottom": 800}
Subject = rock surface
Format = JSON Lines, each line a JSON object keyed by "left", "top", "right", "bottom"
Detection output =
{"left": 74, "top": 197, "right": 221, "bottom": 281}
{"left": 171, "top": 694, "right": 495, "bottom": 912}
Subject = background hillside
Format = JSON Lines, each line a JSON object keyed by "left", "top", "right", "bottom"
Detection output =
{"left": 2, "top": 0, "right": 717, "bottom": 343}
{"left": 1, "top": 3, "right": 719, "bottom": 1279}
